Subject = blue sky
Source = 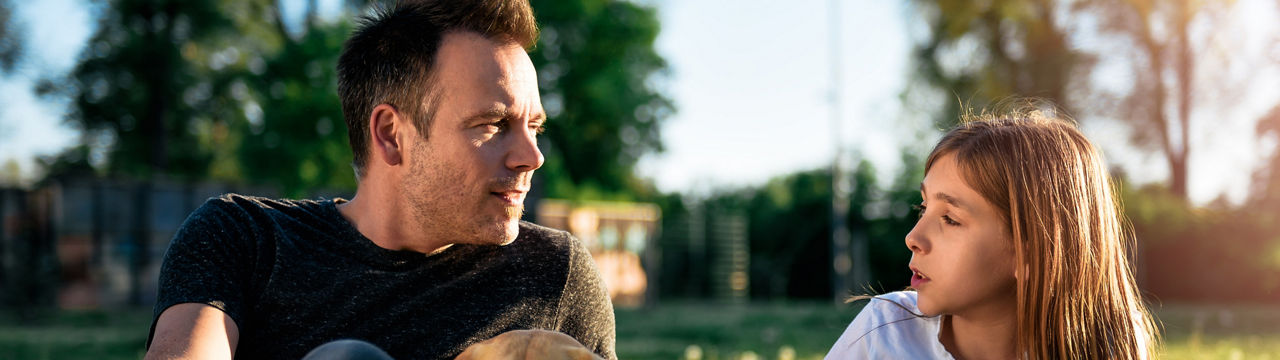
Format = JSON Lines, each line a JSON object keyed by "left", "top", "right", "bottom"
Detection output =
{"left": 1, "top": 0, "right": 1278, "bottom": 205}
{"left": 638, "top": 0, "right": 916, "bottom": 196}
{"left": 0, "top": 0, "right": 91, "bottom": 180}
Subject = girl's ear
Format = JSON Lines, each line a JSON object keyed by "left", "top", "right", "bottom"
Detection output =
{"left": 1014, "top": 262, "right": 1028, "bottom": 282}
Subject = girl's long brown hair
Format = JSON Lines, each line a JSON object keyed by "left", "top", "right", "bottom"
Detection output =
{"left": 924, "top": 103, "right": 1158, "bottom": 358}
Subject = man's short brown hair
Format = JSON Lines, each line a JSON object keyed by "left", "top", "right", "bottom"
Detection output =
{"left": 337, "top": 0, "right": 538, "bottom": 177}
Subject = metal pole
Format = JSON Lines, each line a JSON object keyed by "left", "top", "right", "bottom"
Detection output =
{"left": 829, "top": 0, "right": 852, "bottom": 303}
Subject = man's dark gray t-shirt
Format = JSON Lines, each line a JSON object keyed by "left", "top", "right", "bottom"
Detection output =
{"left": 148, "top": 194, "right": 616, "bottom": 359}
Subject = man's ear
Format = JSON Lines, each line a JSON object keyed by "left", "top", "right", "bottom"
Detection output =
{"left": 369, "top": 104, "right": 404, "bottom": 166}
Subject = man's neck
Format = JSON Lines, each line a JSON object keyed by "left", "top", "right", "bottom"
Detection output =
{"left": 939, "top": 301, "right": 1019, "bottom": 360}
{"left": 337, "top": 189, "right": 453, "bottom": 255}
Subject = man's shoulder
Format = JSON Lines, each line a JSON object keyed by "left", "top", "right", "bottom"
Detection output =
{"left": 200, "top": 193, "right": 329, "bottom": 213}
{"left": 511, "top": 221, "right": 595, "bottom": 272}
{"left": 180, "top": 193, "right": 340, "bottom": 237}
{"left": 517, "top": 220, "right": 569, "bottom": 238}
{"left": 193, "top": 193, "right": 333, "bottom": 221}
{"left": 515, "top": 221, "right": 578, "bottom": 249}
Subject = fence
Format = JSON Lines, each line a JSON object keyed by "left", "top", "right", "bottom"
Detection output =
{"left": 0, "top": 175, "right": 306, "bottom": 309}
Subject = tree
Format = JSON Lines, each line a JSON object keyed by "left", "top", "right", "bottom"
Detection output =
{"left": 686, "top": 153, "right": 923, "bottom": 300}
{"left": 0, "top": 0, "right": 20, "bottom": 73}
{"left": 43, "top": 0, "right": 674, "bottom": 197}
{"left": 232, "top": 0, "right": 356, "bottom": 197}
{"left": 1081, "top": 0, "right": 1236, "bottom": 200}
{"left": 1254, "top": 104, "right": 1280, "bottom": 212}
{"left": 527, "top": 0, "right": 673, "bottom": 199}
{"left": 47, "top": 0, "right": 248, "bottom": 179}
{"left": 906, "top": 0, "right": 1088, "bottom": 129}
{"left": 234, "top": 0, "right": 673, "bottom": 198}
{"left": 908, "top": 0, "right": 1253, "bottom": 201}
{"left": 42, "top": 0, "right": 248, "bottom": 305}
{"left": 0, "top": 0, "right": 23, "bottom": 145}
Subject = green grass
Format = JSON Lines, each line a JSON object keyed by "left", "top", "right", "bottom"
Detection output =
{"left": 1, "top": 302, "right": 1277, "bottom": 359}
{"left": 614, "top": 301, "right": 858, "bottom": 360}
{"left": 1154, "top": 303, "right": 1280, "bottom": 360}
{"left": 0, "top": 309, "right": 151, "bottom": 360}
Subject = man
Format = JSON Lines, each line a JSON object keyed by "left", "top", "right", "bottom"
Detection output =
{"left": 144, "top": 1, "right": 617, "bottom": 359}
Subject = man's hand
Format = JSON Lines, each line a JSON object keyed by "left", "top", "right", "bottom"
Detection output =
{"left": 454, "top": 330, "right": 603, "bottom": 360}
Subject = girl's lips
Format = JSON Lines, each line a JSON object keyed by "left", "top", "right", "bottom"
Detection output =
{"left": 909, "top": 266, "right": 930, "bottom": 288}
{"left": 910, "top": 272, "right": 929, "bottom": 288}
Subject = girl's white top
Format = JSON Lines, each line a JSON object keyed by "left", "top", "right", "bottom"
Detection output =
{"left": 825, "top": 291, "right": 955, "bottom": 360}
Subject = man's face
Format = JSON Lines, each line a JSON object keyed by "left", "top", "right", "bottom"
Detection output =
{"left": 402, "top": 31, "right": 545, "bottom": 246}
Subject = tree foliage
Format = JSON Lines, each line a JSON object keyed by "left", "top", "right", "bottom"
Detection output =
{"left": 907, "top": 0, "right": 1088, "bottom": 129}
{"left": 47, "top": 0, "right": 250, "bottom": 179}
{"left": 0, "top": 0, "right": 23, "bottom": 145}
{"left": 43, "top": 0, "right": 670, "bottom": 199}
{"left": 908, "top": 0, "right": 1261, "bottom": 200}
{"left": 0, "top": 0, "right": 21, "bottom": 73}
{"left": 1079, "top": 0, "right": 1239, "bottom": 200}
{"left": 232, "top": 2, "right": 356, "bottom": 197}
{"left": 689, "top": 153, "right": 924, "bottom": 300}
{"left": 528, "top": 0, "right": 672, "bottom": 199}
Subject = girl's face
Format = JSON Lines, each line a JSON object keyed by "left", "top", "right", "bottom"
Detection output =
{"left": 906, "top": 153, "right": 1017, "bottom": 317}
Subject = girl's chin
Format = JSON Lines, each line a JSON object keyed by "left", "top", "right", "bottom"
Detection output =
{"left": 915, "top": 298, "right": 941, "bottom": 316}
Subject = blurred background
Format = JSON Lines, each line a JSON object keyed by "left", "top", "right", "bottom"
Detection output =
{"left": 1, "top": 0, "right": 1278, "bottom": 359}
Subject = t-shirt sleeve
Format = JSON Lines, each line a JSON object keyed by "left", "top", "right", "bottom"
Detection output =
{"left": 554, "top": 233, "right": 618, "bottom": 360}
{"left": 146, "top": 197, "right": 258, "bottom": 348}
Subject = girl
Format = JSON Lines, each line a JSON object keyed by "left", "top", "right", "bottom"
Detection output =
{"left": 827, "top": 107, "right": 1158, "bottom": 359}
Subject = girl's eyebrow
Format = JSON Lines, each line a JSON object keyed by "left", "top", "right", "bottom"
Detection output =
{"left": 919, "top": 183, "right": 968, "bottom": 211}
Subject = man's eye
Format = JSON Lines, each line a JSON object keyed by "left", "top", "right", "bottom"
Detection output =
{"left": 531, "top": 123, "right": 546, "bottom": 134}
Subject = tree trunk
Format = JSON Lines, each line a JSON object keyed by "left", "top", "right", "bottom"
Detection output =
{"left": 1168, "top": 152, "right": 1188, "bottom": 201}
{"left": 130, "top": 0, "right": 176, "bottom": 306}
{"left": 1171, "top": 3, "right": 1193, "bottom": 200}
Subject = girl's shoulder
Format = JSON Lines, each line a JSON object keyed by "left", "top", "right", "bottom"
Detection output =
{"left": 825, "top": 291, "right": 953, "bottom": 360}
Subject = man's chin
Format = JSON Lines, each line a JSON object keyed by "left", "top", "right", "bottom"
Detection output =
{"left": 476, "top": 218, "right": 520, "bottom": 246}
{"left": 497, "top": 219, "right": 520, "bottom": 245}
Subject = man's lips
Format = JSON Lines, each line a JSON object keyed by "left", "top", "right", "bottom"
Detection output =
{"left": 490, "top": 190, "right": 527, "bottom": 204}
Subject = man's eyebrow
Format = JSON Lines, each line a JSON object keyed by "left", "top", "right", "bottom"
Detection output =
{"left": 464, "top": 107, "right": 547, "bottom": 123}
{"left": 919, "top": 183, "right": 967, "bottom": 210}
{"left": 465, "top": 107, "right": 508, "bottom": 122}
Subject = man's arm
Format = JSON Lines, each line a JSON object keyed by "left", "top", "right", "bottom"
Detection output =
{"left": 147, "top": 196, "right": 254, "bottom": 359}
{"left": 145, "top": 303, "right": 240, "bottom": 360}
{"left": 555, "top": 234, "right": 618, "bottom": 360}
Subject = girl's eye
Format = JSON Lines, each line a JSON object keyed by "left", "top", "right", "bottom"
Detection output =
{"left": 911, "top": 204, "right": 926, "bottom": 219}
{"left": 941, "top": 215, "right": 960, "bottom": 226}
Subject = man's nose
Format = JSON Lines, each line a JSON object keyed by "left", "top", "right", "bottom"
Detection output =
{"left": 505, "top": 126, "right": 544, "bottom": 172}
